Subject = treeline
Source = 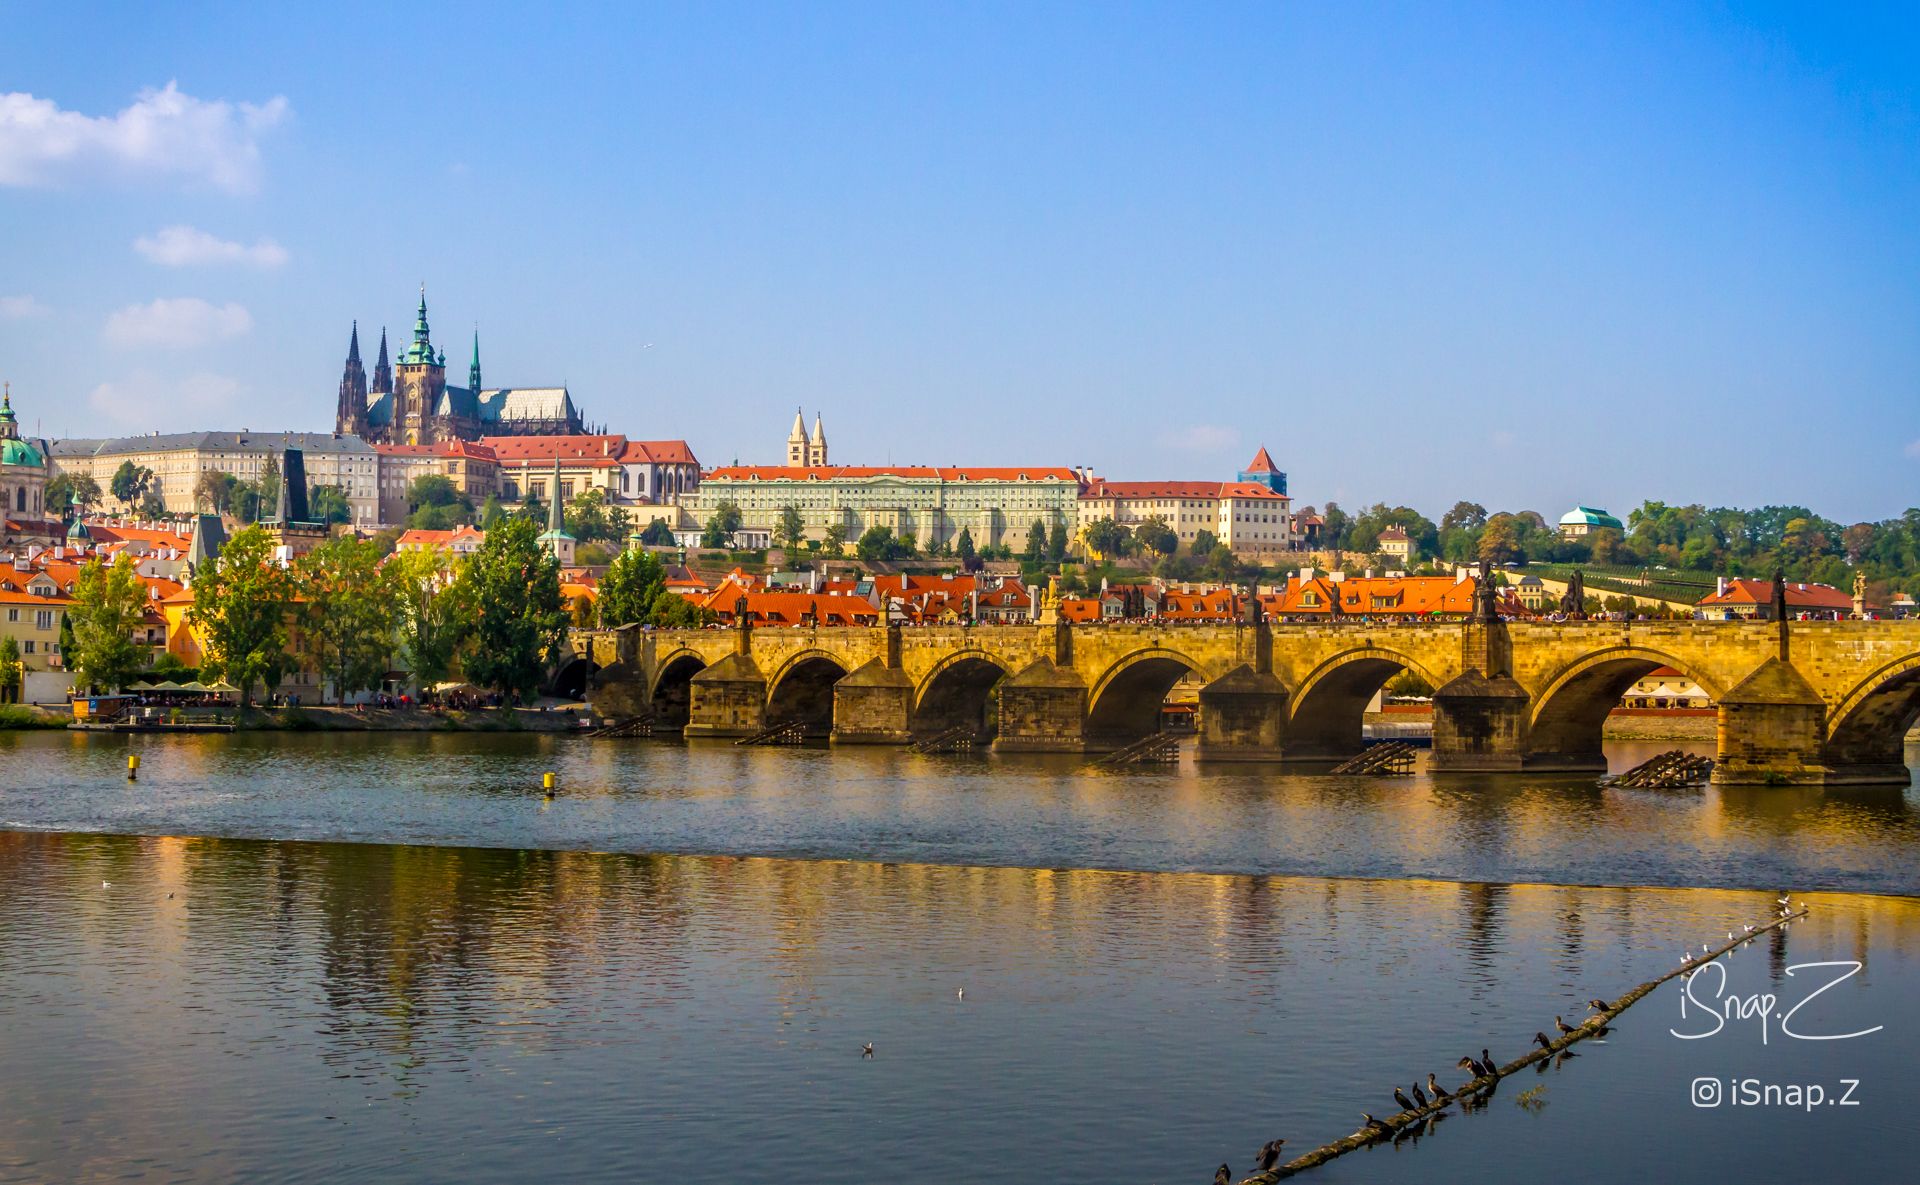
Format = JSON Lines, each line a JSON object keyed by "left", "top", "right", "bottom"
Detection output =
{"left": 1316, "top": 499, "right": 1920, "bottom": 592}
{"left": 62, "top": 519, "right": 587, "bottom": 704}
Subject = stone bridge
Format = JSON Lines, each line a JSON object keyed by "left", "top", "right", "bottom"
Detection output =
{"left": 570, "top": 614, "right": 1920, "bottom": 785}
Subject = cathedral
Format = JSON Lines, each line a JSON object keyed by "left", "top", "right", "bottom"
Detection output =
{"left": 336, "top": 289, "right": 587, "bottom": 445}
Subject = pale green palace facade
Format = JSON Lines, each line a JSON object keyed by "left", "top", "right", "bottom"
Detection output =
{"left": 683, "top": 464, "right": 1085, "bottom": 549}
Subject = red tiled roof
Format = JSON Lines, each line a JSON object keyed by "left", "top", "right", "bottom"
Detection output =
{"left": 374, "top": 440, "right": 498, "bottom": 461}
{"left": 1697, "top": 579, "right": 1853, "bottom": 610}
{"left": 1080, "top": 480, "right": 1286, "bottom": 501}
{"left": 1244, "top": 446, "right": 1279, "bottom": 473}
{"left": 480, "top": 434, "right": 628, "bottom": 463}
{"left": 704, "top": 465, "right": 1083, "bottom": 483}
{"left": 619, "top": 440, "right": 699, "bottom": 465}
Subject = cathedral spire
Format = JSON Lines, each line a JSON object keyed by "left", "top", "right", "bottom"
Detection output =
{"left": 469, "top": 328, "right": 482, "bottom": 393}
{"left": 372, "top": 327, "right": 392, "bottom": 394}
{"left": 336, "top": 321, "right": 368, "bottom": 437}
{"left": 404, "top": 284, "right": 437, "bottom": 365}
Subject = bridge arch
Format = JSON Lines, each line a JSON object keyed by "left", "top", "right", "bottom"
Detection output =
{"left": 1526, "top": 647, "right": 1724, "bottom": 770}
{"left": 766, "top": 649, "right": 852, "bottom": 737}
{"left": 1288, "top": 646, "right": 1443, "bottom": 760}
{"left": 648, "top": 649, "right": 709, "bottom": 729}
{"left": 550, "top": 654, "right": 597, "bottom": 701}
{"left": 1085, "top": 647, "right": 1207, "bottom": 749}
{"left": 912, "top": 650, "right": 1013, "bottom": 738}
{"left": 1824, "top": 654, "right": 1920, "bottom": 773}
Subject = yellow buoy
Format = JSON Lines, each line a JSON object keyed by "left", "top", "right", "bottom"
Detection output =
{"left": 543, "top": 771, "right": 556, "bottom": 795}
{"left": 127, "top": 753, "right": 140, "bottom": 781}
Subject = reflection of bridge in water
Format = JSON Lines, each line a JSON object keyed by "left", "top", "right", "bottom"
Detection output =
{"left": 574, "top": 613, "right": 1920, "bottom": 785}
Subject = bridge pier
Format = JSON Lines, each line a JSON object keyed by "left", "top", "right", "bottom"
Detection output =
{"left": 1711, "top": 657, "right": 1829, "bottom": 785}
{"left": 1194, "top": 664, "right": 1290, "bottom": 762}
{"left": 832, "top": 659, "right": 915, "bottom": 744}
{"left": 684, "top": 652, "right": 768, "bottom": 738}
{"left": 994, "top": 659, "right": 1087, "bottom": 753}
{"left": 1429, "top": 671, "right": 1531, "bottom": 771}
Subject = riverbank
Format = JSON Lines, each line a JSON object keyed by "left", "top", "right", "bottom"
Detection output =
{"left": 241, "top": 705, "right": 590, "bottom": 732}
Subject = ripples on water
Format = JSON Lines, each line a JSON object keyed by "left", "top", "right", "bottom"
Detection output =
{"left": 0, "top": 832, "right": 1910, "bottom": 1184}
{"left": 1, "top": 731, "right": 1917, "bottom": 892}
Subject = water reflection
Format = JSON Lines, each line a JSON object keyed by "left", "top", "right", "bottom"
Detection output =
{"left": 0, "top": 832, "right": 1911, "bottom": 1184}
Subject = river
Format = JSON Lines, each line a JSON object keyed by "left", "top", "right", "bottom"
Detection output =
{"left": 0, "top": 732, "right": 1914, "bottom": 1183}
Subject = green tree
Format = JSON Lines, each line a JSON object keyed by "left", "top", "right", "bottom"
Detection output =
{"left": 407, "top": 474, "right": 472, "bottom": 530}
{"left": 822, "top": 521, "right": 849, "bottom": 555}
{"left": 1318, "top": 502, "right": 1352, "bottom": 550}
{"left": 856, "top": 525, "right": 912, "bottom": 562}
{"left": 193, "top": 470, "right": 238, "bottom": 515}
{"left": 65, "top": 555, "right": 149, "bottom": 693}
{"left": 777, "top": 504, "right": 806, "bottom": 551}
{"left": 309, "top": 484, "right": 352, "bottom": 525}
{"left": 110, "top": 460, "right": 154, "bottom": 509}
{"left": 648, "top": 588, "right": 710, "bottom": 627}
{"left": 600, "top": 547, "right": 667, "bottom": 628}
{"left": 565, "top": 487, "right": 612, "bottom": 542}
{"left": 1023, "top": 519, "right": 1047, "bottom": 564}
{"left": 0, "top": 636, "right": 21, "bottom": 703}
{"left": 640, "top": 517, "right": 675, "bottom": 546}
{"left": 138, "top": 489, "right": 167, "bottom": 519}
{"left": 1477, "top": 514, "right": 1527, "bottom": 567}
{"left": 46, "top": 472, "right": 102, "bottom": 519}
{"left": 1191, "top": 529, "right": 1218, "bottom": 558}
{"left": 1046, "top": 521, "right": 1069, "bottom": 564}
{"left": 479, "top": 494, "right": 508, "bottom": 529}
{"left": 955, "top": 526, "right": 977, "bottom": 567}
{"left": 188, "top": 524, "right": 297, "bottom": 706}
{"left": 1441, "top": 501, "right": 1489, "bottom": 533}
{"left": 1082, "top": 517, "right": 1134, "bottom": 560}
{"left": 295, "top": 536, "right": 398, "bottom": 702}
{"left": 392, "top": 545, "right": 471, "bottom": 692}
{"left": 454, "top": 517, "right": 566, "bottom": 698}
{"left": 700, "top": 500, "right": 743, "bottom": 548}
{"left": 1134, "top": 515, "right": 1178, "bottom": 558}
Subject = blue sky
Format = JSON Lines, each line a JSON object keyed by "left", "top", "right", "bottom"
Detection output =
{"left": 2, "top": 2, "right": 1916, "bottom": 521}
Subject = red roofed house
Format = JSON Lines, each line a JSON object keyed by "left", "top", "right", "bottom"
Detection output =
{"left": 1694, "top": 577, "right": 1855, "bottom": 621}
{"left": 482, "top": 434, "right": 700, "bottom": 511}
{"left": 373, "top": 440, "right": 499, "bottom": 526}
{"left": 1075, "top": 449, "right": 1295, "bottom": 557}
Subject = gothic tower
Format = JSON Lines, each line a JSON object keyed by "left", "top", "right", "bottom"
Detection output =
{"left": 807, "top": 412, "right": 828, "bottom": 466}
{"left": 336, "top": 322, "right": 368, "bottom": 437}
{"left": 372, "top": 326, "right": 392, "bottom": 395}
{"left": 787, "top": 407, "right": 807, "bottom": 466}
{"left": 394, "top": 287, "right": 448, "bottom": 445}
{"left": 469, "top": 329, "right": 483, "bottom": 395}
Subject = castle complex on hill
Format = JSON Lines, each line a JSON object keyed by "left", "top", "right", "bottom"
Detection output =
{"left": 335, "top": 288, "right": 587, "bottom": 446}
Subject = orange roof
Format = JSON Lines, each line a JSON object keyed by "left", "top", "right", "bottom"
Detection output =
{"left": 1697, "top": 579, "right": 1853, "bottom": 610}
{"left": 709, "top": 590, "right": 880, "bottom": 626}
{"left": 1264, "top": 574, "right": 1477, "bottom": 617}
{"left": 1080, "top": 480, "right": 1286, "bottom": 501}
{"left": 374, "top": 440, "right": 498, "bottom": 461}
{"left": 82, "top": 523, "right": 196, "bottom": 548}
{"left": 705, "top": 465, "right": 1083, "bottom": 483}
{"left": 618, "top": 439, "right": 699, "bottom": 465}
{"left": 479, "top": 434, "right": 650, "bottom": 465}
{"left": 1244, "top": 446, "right": 1280, "bottom": 473}
{"left": 395, "top": 525, "right": 486, "bottom": 550}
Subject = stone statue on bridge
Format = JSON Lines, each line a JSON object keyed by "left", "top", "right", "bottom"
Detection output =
{"left": 1558, "top": 570, "right": 1586, "bottom": 619}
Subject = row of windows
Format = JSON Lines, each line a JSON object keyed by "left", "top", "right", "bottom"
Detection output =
{"left": 3, "top": 608, "right": 58, "bottom": 629}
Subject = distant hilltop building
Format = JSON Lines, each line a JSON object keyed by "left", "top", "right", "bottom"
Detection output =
{"left": 1, "top": 383, "right": 57, "bottom": 543}
{"left": 335, "top": 287, "right": 586, "bottom": 446}
{"left": 1558, "top": 505, "right": 1624, "bottom": 538}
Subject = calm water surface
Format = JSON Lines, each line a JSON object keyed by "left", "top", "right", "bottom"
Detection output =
{"left": 1, "top": 733, "right": 1915, "bottom": 1183}
{"left": 2, "top": 731, "right": 1917, "bottom": 892}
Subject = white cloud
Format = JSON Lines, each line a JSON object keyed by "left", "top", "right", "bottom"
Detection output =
{"left": 87, "top": 371, "right": 246, "bottom": 431}
{"left": 1169, "top": 424, "right": 1240, "bottom": 452}
{"left": 0, "top": 81, "right": 289, "bottom": 193}
{"left": 103, "top": 297, "right": 252, "bottom": 349}
{"left": 134, "top": 225, "right": 287, "bottom": 268}
{"left": 0, "top": 294, "right": 48, "bottom": 318}
{"left": 1905, "top": 439, "right": 1920, "bottom": 460}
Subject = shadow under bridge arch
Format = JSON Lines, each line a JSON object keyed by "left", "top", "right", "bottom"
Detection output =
{"left": 1084, "top": 648, "right": 1207, "bottom": 751}
{"left": 766, "top": 651, "right": 852, "bottom": 738}
{"left": 1525, "top": 647, "right": 1724, "bottom": 771}
{"left": 912, "top": 651, "right": 1013, "bottom": 738}
{"left": 1286, "top": 647, "right": 1442, "bottom": 761}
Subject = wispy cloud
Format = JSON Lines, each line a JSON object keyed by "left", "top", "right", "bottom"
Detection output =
{"left": 0, "top": 81, "right": 289, "bottom": 193}
{"left": 88, "top": 371, "right": 247, "bottom": 431}
{"left": 135, "top": 224, "right": 287, "bottom": 268}
{"left": 1169, "top": 424, "right": 1240, "bottom": 452}
{"left": 0, "top": 294, "right": 47, "bottom": 319}
{"left": 103, "top": 297, "right": 252, "bottom": 349}
{"left": 1905, "top": 439, "right": 1920, "bottom": 460}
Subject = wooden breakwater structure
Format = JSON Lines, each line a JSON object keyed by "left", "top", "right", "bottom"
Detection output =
{"left": 1326, "top": 740, "right": 1418, "bottom": 776}
{"left": 1606, "top": 749, "right": 1714, "bottom": 789}
{"left": 1237, "top": 905, "right": 1809, "bottom": 1183}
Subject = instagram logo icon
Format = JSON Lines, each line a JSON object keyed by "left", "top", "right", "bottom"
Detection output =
{"left": 1691, "top": 1078, "right": 1722, "bottom": 1108}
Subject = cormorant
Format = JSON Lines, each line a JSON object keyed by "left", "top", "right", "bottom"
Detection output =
{"left": 1555, "top": 1016, "right": 1577, "bottom": 1036}
{"left": 1481, "top": 1048, "right": 1496, "bottom": 1074}
{"left": 1255, "top": 1139, "right": 1286, "bottom": 1171}
{"left": 861, "top": 1042, "right": 874, "bottom": 1059}
{"left": 1411, "top": 1082, "right": 1428, "bottom": 1108}
{"left": 1214, "top": 1164, "right": 1231, "bottom": 1185}
{"left": 1427, "top": 1073, "right": 1451, "bottom": 1101}
{"left": 1587, "top": 997, "right": 1611, "bottom": 1011}
{"left": 1362, "top": 1113, "right": 1393, "bottom": 1136}
{"left": 1394, "top": 1087, "right": 1415, "bottom": 1112}
{"left": 1533, "top": 1031, "right": 1553, "bottom": 1051}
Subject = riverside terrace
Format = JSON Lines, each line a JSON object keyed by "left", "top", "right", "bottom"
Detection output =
{"left": 573, "top": 601, "right": 1920, "bottom": 785}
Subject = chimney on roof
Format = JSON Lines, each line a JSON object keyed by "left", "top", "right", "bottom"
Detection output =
{"left": 1456, "top": 567, "right": 1469, "bottom": 584}
{"left": 1717, "top": 576, "right": 1727, "bottom": 597}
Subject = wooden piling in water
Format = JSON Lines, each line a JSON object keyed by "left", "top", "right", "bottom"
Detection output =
{"left": 1237, "top": 905, "right": 1809, "bottom": 1183}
